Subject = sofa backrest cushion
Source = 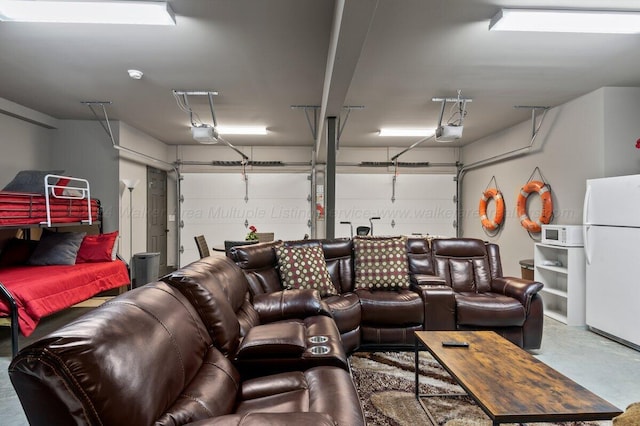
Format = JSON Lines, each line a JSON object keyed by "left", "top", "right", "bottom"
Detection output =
{"left": 319, "top": 238, "right": 355, "bottom": 293}
{"left": 486, "top": 242, "right": 503, "bottom": 280}
{"left": 156, "top": 347, "right": 240, "bottom": 425}
{"left": 431, "top": 238, "right": 492, "bottom": 293}
{"left": 406, "top": 237, "right": 435, "bottom": 276}
{"left": 230, "top": 240, "right": 283, "bottom": 295}
{"left": 9, "top": 282, "right": 233, "bottom": 426}
{"left": 353, "top": 236, "right": 410, "bottom": 290}
{"left": 162, "top": 257, "right": 244, "bottom": 355}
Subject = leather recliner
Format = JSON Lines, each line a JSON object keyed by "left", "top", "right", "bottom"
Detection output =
{"left": 160, "top": 255, "right": 349, "bottom": 378}
{"left": 428, "top": 238, "right": 544, "bottom": 349}
{"left": 8, "top": 281, "right": 365, "bottom": 426}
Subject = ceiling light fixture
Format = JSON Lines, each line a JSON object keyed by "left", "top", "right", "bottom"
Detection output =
{"left": 378, "top": 128, "right": 435, "bottom": 137}
{"left": 216, "top": 126, "right": 267, "bottom": 135}
{"left": 0, "top": 1, "right": 176, "bottom": 25}
{"left": 489, "top": 8, "right": 640, "bottom": 34}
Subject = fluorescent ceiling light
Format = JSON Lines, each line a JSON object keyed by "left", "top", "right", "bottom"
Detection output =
{"left": 0, "top": 1, "right": 176, "bottom": 25}
{"left": 378, "top": 128, "right": 435, "bottom": 137}
{"left": 216, "top": 126, "right": 267, "bottom": 135}
{"left": 489, "top": 8, "right": 640, "bottom": 34}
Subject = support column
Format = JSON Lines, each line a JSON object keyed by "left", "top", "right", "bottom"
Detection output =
{"left": 326, "top": 116, "right": 338, "bottom": 239}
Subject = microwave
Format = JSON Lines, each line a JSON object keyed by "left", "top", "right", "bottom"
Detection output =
{"left": 541, "top": 225, "right": 584, "bottom": 247}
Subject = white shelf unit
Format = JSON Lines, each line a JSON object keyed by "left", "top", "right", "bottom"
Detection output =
{"left": 534, "top": 243, "right": 586, "bottom": 326}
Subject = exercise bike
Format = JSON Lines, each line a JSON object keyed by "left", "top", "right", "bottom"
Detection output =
{"left": 340, "top": 217, "right": 380, "bottom": 238}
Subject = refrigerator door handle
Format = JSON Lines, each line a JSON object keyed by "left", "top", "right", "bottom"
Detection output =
{"left": 583, "top": 184, "right": 592, "bottom": 225}
{"left": 584, "top": 225, "right": 592, "bottom": 265}
{"left": 583, "top": 184, "right": 592, "bottom": 265}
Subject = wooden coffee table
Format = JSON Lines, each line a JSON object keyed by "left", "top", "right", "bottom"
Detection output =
{"left": 414, "top": 330, "right": 622, "bottom": 425}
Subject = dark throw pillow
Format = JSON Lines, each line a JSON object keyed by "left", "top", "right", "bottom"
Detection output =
{"left": 0, "top": 238, "right": 39, "bottom": 267}
{"left": 2, "top": 170, "right": 65, "bottom": 194}
{"left": 28, "top": 230, "right": 86, "bottom": 266}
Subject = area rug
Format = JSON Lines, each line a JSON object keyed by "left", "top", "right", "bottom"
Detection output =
{"left": 350, "top": 351, "right": 604, "bottom": 426}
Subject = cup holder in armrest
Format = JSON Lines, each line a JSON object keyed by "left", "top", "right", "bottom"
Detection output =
{"left": 309, "top": 345, "right": 330, "bottom": 355}
{"left": 308, "top": 335, "right": 329, "bottom": 344}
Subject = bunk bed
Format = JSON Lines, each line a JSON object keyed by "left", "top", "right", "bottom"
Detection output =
{"left": 0, "top": 174, "right": 130, "bottom": 357}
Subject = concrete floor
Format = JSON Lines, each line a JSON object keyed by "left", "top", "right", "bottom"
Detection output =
{"left": 534, "top": 317, "right": 640, "bottom": 411}
{"left": 1, "top": 313, "right": 638, "bottom": 425}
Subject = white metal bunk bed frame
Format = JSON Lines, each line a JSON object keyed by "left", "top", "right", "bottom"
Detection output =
{"left": 42, "top": 174, "right": 92, "bottom": 227}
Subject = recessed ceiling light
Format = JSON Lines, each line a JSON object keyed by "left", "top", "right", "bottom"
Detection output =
{"left": 0, "top": 1, "right": 176, "bottom": 25}
{"left": 216, "top": 126, "right": 267, "bottom": 135}
{"left": 489, "top": 8, "right": 640, "bottom": 34}
{"left": 378, "top": 128, "right": 435, "bottom": 137}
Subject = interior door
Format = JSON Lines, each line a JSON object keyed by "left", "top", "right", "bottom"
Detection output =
{"left": 147, "top": 167, "right": 168, "bottom": 275}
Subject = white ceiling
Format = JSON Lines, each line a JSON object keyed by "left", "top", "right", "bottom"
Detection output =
{"left": 1, "top": 0, "right": 640, "bottom": 149}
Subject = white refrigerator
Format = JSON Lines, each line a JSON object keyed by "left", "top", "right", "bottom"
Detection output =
{"left": 583, "top": 174, "right": 640, "bottom": 350}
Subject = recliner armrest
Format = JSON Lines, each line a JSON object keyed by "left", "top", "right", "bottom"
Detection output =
{"left": 253, "top": 289, "right": 332, "bottom": 323}
{"left": 410, "top": 283, "right": 456, "bottom": 330}
{"left": 235, "top": 322, "right": 306, "bottom": 359}
{"left": 491, "top": 277, "right": 544, "bottom": 312}
{"left": 410, "top": 273, "right": 446, "bottom": 286}
{"left": 187, "top": 412, "right": 337, "bottom": 426}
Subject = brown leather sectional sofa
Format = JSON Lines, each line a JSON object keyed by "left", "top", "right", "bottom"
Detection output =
{"left": 8, "top": 236, "right": 543, "bottom": 425}
{"left": 9, "top": 256, "right": 365, "bottom": 426}
{"left": 230, "top": 237, "right": 544, "bottom": 352}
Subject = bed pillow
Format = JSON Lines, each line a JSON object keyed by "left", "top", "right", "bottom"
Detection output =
{"left": 275, "top": 244, "right": 337, "bottom": 297}
{"left": 353, "top": 236, "right": 410, "bottom": 290}
{"left": 2, "top": 170, "right": 64, "bottom": 194}
{"left": 76, "top": 231, "right": 119, "bottom": 263}
{"left": 28, "top": 230, "right": 86, "bottom": 266}
{"left": 0, "top": 238, "right": 39, "bottom": 267}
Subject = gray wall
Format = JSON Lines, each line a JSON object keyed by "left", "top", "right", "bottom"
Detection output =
{"left": 461, "top": 87, "right": 640, "bottom": 277}
{"left": 0, "top": 112, "right": 53, "bottom": 185}
{"left": 51, "top": 120, "right": 121, "bottom": 233}
{"left": 118, "top": 122, "right": 175, "bottom": 265}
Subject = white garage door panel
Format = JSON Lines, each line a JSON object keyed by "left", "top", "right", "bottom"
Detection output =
{"left": 181, "top": 173, "right": 456, "bottom": 266}
{"left": 395, "top": 174, "right": 454, "bottom": 199}
{"left": 181, "top": 173, "right": 310, "bottom": 267}
{"left": 335, "top": 174, "right": 455, "bottom": 238}
{"left": 181, "top": 174, "right": 244, "bottom": 198}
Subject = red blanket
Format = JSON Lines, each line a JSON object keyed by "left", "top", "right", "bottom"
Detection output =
{"left": 0, "top": 261, "right": 129, "bottom": 336}
{"left": 0, "top": 191, "right": 99, "bottom": 226}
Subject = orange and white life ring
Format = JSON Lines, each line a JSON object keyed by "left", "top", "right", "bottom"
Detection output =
{"left": 516, "top": 180, "right": 553, "bottom": 233}
{"left": 478, "top": 188, "right": 505, "bottom": 231}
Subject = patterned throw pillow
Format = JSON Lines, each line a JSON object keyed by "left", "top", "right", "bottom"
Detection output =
{"left": 354, "top": 236, "right": 410, "bottom": 289}
{"left": 275, "top": 244, "right": 337, "bottom": 297}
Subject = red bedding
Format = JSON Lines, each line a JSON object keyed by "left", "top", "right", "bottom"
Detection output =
{"left": 0, "top": 261, "right": 129, "bottom": 336}
{"left": 0, "top": 191, "right": 99, "bottom": 226}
